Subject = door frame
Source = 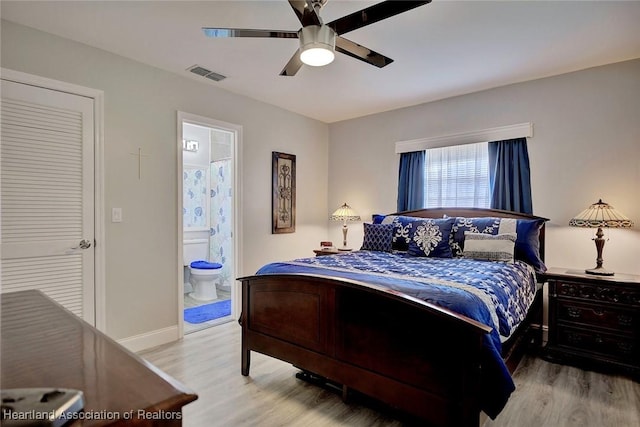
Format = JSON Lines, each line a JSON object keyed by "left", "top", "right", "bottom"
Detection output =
{"left": 177, "top": 111, "right": 243, "bottom": 338}
{"left": 1, "top": 68, "right": 106, "bottom": 330}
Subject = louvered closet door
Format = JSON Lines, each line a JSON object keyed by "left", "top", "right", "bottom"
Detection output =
{"left": 1, "top": 79, "right": 95, "bottom": 324}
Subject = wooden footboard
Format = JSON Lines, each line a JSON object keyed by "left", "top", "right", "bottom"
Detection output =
{"left": 240, "top": 273, "right": 492, "bottom": 427}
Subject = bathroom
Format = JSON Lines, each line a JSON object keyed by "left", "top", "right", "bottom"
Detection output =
{"left": 182, "top": 122, "right": 234, "bottom": 333}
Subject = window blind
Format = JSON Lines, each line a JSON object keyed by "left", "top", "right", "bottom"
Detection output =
{"left": 424, "top": 141, "right": 490, "bottom": 208}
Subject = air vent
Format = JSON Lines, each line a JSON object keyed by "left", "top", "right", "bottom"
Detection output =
{"left": 187, "top": 65, "right": 226, "bottom": 82}
{"left": 204, "top": 71, "right": 226, "bottom": 82}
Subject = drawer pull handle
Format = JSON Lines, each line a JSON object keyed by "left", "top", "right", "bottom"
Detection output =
{"left": 618, "top": 314, "right": 633, "bottom": 326}
{"left": 566, "top": 333, "right": 582, "bottom": 344}
{"left": 567, "top": 308, "right": 581, "bottom": 318}
{"left": 617, "top": 342, "right": 633, "bottom": 354}
{"left": 592, "top": 308, "right": 605, "bottom": 316}
{"left": 580, "top": 290, "right": 592, "bottom": 298}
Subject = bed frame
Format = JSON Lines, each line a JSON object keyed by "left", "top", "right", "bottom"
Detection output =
{"left": 239, "top": 208, "right": 547, "bottom": 427}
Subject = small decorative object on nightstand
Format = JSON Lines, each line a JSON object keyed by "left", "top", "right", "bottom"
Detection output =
{"left": 314, "top": 241, "right": 341, "bottom": 256}
{"left": 330, "top": 202, "right": 361, "bottom": 251}
{"left": 320, "top": 241, "right": 334, "bottom": 249}
{"left": 542, "top": 268, "right": 640, "bottom": 378}
{"left": 569, "top": 199, "right": 633, "bottom": 276}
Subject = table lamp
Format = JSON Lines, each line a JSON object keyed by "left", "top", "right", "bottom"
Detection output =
{"left": 569, "top": 199, "right": 633, "bottom": 276}
{"left": 330, "top": 203, "right": 361, "bottom": 250}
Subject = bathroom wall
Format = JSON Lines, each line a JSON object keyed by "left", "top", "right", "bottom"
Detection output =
{"left": 211, "top": 129, "right": 232, "bottom": 161}
{"left": 183, "top": 124, "right": 210, "bottom": 167}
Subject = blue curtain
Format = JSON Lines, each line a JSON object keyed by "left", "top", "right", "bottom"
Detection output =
{"left": 397, "top": 151, "right": 425, "bottom": 212}
{"left": 488, "top": 137, "right": 533, "bottom": 214}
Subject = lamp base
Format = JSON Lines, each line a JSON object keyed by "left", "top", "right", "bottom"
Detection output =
{"left": 338, "top": 247, "right": 352, "bottom": 252}
{"left": 585, "top": 266, "right": 614, "bottom": 276}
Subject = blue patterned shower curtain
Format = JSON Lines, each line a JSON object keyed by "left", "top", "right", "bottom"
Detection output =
{"left": 183, "top": 168, "right": 208, "bottom": 229}
{"left": 209, "top": 159, "right": 233, "bottom": 287}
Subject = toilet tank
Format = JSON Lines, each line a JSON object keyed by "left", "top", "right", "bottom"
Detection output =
{"left": 184, "top": 239, "right": 209, "bottom": 265}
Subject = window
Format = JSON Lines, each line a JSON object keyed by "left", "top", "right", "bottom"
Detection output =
{"left": 397, "top": 124, "right": 533, "bottom": 213}
{"left": 424, "top": 142, "right": 490, "bottom": 208}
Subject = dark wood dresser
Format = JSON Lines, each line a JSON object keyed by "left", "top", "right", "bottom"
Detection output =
{"left": 1, "top": 290, "right": 197, "bottom": 426}
{"left": 542, "top": 268, "right": 640, "bottom": 378}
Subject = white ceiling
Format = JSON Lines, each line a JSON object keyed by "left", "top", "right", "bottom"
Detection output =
{"left": 2, "top": 1, "right": 640, "bottom": 123}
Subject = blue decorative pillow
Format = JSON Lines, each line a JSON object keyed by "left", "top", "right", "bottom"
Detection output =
{"left": 407, "top": 217, "right": 455, "bottom": 258}
{"left": 360, "top": 223, "right": 393, "bottom": 252}
{"left": 372, "top": 214, "right": 386, "bottom": 224}
{"left": 372, "top": 215, "right": 425, "bottom": 251}
{"left": 514, "top": 218, "right": 547, "bottom": 273}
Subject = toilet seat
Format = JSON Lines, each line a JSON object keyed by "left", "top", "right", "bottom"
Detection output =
{"left": 190, "top": 260, "right": 222, "bottom": 270}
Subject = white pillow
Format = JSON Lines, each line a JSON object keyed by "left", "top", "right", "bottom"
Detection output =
{"left": 463, "top": 232, "right": 517, "bottom": 262}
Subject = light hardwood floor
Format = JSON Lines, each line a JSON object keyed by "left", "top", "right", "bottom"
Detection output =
{"left": 139, "top": 322, "right": 640, "bottom": 427}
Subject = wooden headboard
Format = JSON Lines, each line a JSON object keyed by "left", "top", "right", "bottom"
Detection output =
{"left": 391, "top": 207, "right": 549, "bottom": 262}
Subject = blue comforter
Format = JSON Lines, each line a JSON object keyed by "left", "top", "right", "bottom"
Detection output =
{"left": 256, "top": 250, "right": 537, "bottom": 418}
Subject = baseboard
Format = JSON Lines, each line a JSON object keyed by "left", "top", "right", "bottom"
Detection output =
{"left": 118, "top": 325, "right": 179, "bottom": 353}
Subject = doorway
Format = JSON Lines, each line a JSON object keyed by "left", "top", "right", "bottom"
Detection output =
{"left": 178, "top": 112, "right": 241, "bottom": 336}
{"left": 0, "top": 69, "right": 105, "bottom": 328}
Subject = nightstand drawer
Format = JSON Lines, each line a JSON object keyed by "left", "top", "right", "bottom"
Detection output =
{"left": 556, "top": 299, "right": 638, "bottom": 333}
{"left": 544, "top": 269, "right": 640, "bottom": 377}
{"left": 557, "top": 326, "right": 637, "bottom": 362}
{"left": 554, "top": 281, "right": 640, "bottom": 306}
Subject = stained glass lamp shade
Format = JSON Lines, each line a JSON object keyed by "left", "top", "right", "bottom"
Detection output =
{"left": 569, "top": 199, "right": 633, "bottom": 276}
{"left": 330, "top": 203, "right": 361, "bottom": 250}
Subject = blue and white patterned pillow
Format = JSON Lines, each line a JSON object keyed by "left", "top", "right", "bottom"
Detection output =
{"left": 372, "top": 215, "right": 425, "bottom": 251}
{"left": 360, "top": 223, "right": 394, "bottom": 252}
{"left": 450, "top": 217, "right": 502, "bottom": 257}
{"left": 451, "top": 216, "right": 547, "bottom": 272}
{"left": 407, "top": 217, "right": 455, "bottom": 258}
{"left": 463, "top": 232, "right": 517, "bottom": 262}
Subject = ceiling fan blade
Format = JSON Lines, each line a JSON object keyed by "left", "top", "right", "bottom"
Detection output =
{"left": 327, "top": 0, "right": 431, "bottom": 35}
{"left": 203, "top": 28, "right": 298, "bottom": 39}
{"left": 280, "top": 51, "right": 304, "bottom": 76}
{"left": 335, "top": 36, "right": 393, "bottom": 68}
{"left": 287, "top": 0, "right": 322, "bottom": 27}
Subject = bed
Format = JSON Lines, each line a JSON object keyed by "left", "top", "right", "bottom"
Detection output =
{"left": 239, "top": 208, "right": 547, "bottom": 427}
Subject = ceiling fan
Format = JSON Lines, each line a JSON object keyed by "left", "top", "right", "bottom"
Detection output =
{"left": 203, "top": 0, "right": 431, "bottom": 76}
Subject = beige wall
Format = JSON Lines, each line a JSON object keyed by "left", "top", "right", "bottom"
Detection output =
{"left": 1, "top": 20, "right": 329, "bottom": 341}
{"left": 328, "top": 59, "right": 640, "bottom": 275}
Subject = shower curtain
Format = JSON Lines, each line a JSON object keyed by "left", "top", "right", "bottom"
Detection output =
{"left": 209, "top": 159, "right": 233, "bottom": 288}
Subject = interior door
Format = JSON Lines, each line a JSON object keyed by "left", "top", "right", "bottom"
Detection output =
{"left": 1, "top": 79, "right": 95, "bottom": 324}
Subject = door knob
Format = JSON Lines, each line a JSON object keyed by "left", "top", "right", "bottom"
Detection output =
{"left": 71, "top": 239, "right": 92, "bottom": 250}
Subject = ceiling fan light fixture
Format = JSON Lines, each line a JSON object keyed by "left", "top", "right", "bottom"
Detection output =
{"left": 299, "top": 25, "right": 336, "bottom": 67}
{"left": 300, "top": 47, "right": 335, "bottom": 67}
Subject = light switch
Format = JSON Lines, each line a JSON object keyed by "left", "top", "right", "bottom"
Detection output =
{"left": 112, "top": 208, "right": 123, "bottom": 223}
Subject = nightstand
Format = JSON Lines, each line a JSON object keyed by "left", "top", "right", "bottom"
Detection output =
{"left": 313, "top": 248, "right": 350, "bottom": 256}
{"left": 541, "top": 267, "right": 640, "bottom": 378}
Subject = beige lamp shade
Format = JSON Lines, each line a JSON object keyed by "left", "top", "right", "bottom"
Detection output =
{"left": 569, "top": 199, "right": 633, "bottom": 228}
{"left": 330, "top": 203, "right": 361, "bottom": 222}
{"left": 330, "top": 203, "right": 360, "bottom": 250}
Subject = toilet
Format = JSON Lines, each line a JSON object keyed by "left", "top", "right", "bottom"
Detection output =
{"left": 184, "top": 239, "right": 223, "bottom": 301}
